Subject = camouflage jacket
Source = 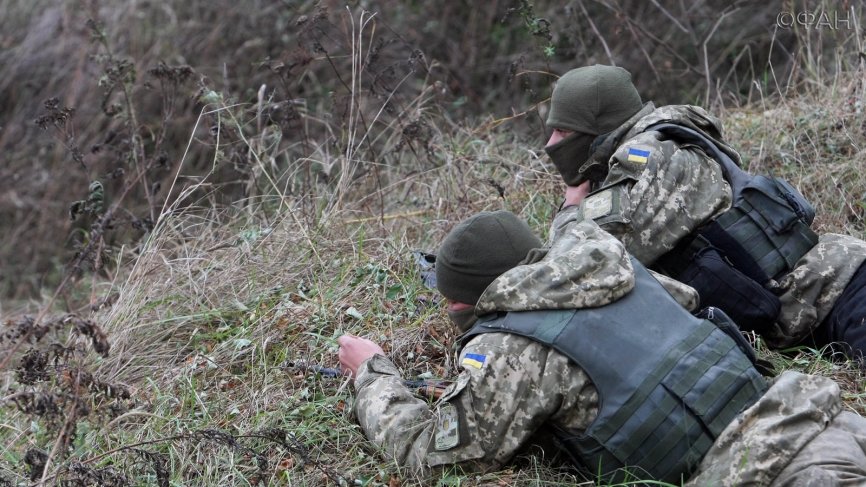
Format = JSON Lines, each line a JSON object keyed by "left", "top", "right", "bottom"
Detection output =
{"left": 353, "top": 219, "right": 691, "bottom": 471}
{"left": 552, "top": 103, "right": 866, "bottom": 347}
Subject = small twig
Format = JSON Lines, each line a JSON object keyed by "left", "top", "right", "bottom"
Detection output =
{"left": 49, "top": 433, "right": 189, "bottom": 482}
{"left": 577, "top": 1, "right": 615, "bottom": 65}
{"left": 702, "top": 8, "right": 739, "bottom": 107}
{"left": 39, "top": 372, "right": 83, "bottom": 484}
{"left": 649, "top": 0, "right": 690, "bottom": 34}
{"left": 476, "top": 97, "right": 550, "bottom": 133}
{"left": 239, "top": 431, "right": 345, "bottom": 485}
{"left": 609, "top": 8, "right": 703, "bottom": 77}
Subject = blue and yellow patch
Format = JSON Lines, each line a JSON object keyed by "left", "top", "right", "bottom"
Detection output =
{"left": 461, "top": 353, "right": 487, "bottom": 369}
{"left": 626, "top": 148, "right": 651, "bottom": 164}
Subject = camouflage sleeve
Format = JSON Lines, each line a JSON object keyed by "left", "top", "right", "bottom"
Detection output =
{"left": 610, "top": 133, "right": 731, "bottom": 264}
{"left": 767, "top": 233, "right": 866, "bottom": 347}
{"left": 549, "top": 205, "right": 583, "bottom": 244}
{"left": 353, "top": 334, "right": 598, "bottom": 471}
{"left": 556, "top": 132, "right": 732, "bottom": 266}
{"left": 478, "top": 218, "right": 634, "bottom": 314}
{"left": 352, "top": 354, "right": 439, "bottom": 468}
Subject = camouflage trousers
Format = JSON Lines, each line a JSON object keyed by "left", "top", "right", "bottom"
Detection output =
{"left": 686, "top": 371, "right": 866, "bottom": 486}
{"left": 773, "top": 410, "right": 866, "bottom": 486}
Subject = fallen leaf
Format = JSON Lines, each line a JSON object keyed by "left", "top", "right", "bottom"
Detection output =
{"left": 277, "top": 456, "right": 295, "bottom": 472}
{"left": 346, "top": 307, "right": 363, "bottom": 320}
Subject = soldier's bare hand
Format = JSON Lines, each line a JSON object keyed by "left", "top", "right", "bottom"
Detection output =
{"left": 338, "top": 334, "right": 385, "bottom": 379}
{"left": 564, "top": 181, "right": 591, "bottom": 207}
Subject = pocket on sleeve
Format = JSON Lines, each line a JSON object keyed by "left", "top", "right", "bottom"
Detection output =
{"left": 426, "top": 373, "right": 488, "bottom": 466}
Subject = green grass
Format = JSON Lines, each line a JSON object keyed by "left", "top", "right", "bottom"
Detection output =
{"left": 3, "top": 12, "right": 866, "bottom": 485}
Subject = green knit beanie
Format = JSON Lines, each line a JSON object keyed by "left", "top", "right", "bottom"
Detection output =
{"left": 547, "top": 65, "right": 643, "bottom": 135}
{"left": 436, "top": 211, "right": 542, "bottom": 305}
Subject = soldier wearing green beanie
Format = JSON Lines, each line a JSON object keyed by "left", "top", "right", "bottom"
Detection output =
{"left": 434, "top": 210, "right": 541, "bottom": 331}
{"left": 545, "top": 64, "right": 866, "bottom": 364}
{"left": 545, "top": 64, "right": 644, "bottom": 186}
{"left": 338, "top": 211, "right": 866, "bottom": 484}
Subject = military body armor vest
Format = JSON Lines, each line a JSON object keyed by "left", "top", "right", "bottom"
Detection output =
{"left": 460, "top": 259, "right": 767, "bottom": 483}
{"left": 643, "top": 122, "right": 820, "bottom": 332}
{"left": 649, "top": 123, "right": 819, "bottom": 283}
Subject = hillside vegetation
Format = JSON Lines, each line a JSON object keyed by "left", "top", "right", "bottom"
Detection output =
{"left": 1, "top": 1, "right": 865, "bottom": 485}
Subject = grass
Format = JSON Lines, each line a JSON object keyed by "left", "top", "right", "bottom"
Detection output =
{"left": 2, "top": 3, "right": 866, "bottom": 486}
{"left": 0, "top": 105, "right": 592, "bottom": 484}
{"left": 4, "top": 77, "right": 866, "bottom": 483}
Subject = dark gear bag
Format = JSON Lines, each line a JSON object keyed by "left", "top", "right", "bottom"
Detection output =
{"left": 656, "top": 236, "right": 781, "bottom": 334}
{"left": 649, "top": 123, "right": 818, "bottom": 282}
{"left": 649, "top": 123, "right": 818, "bottom": 335}
{"left": 712, "top": 175, "right": 818, "bottom": 280}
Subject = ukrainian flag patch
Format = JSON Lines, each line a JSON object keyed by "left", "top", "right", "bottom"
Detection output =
{"left": 462, "top": 353, "right": 487, "bottom": 369}
{"left": 626, "top": 148, "right": 651, "bottom": 164}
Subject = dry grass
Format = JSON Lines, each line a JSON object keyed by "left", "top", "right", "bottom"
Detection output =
{"left": 5, "top": 74, "right": 866, "bottom": 482}
{"left": 0, "top": 93, "right": 565, "bottom": 483}
{"left": 2, "top": 2, "right": 866, "bottom": 486}
{"left": 724, "top": 67, "right": 866, "bottom": 238}
{"left": 4, "top": 0, "right": 859, "bottom": 302}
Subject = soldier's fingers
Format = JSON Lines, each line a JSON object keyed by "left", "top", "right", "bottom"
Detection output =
{"left": 337, "top": 349, "right": 354, "bottom": 376}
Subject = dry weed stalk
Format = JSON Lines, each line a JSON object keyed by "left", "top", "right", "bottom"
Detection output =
{"left": 2, "top": 2, "right": 866, "bottom": 485}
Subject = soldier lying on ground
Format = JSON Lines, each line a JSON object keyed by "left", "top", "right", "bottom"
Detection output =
{"left": 543, "top": 64, "right": 866, "bottom": 363}
{"left": 338, "top": 210, "right": 866, "bottom": 485}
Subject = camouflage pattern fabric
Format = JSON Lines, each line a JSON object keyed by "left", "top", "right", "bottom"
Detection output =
{"left": 772, "top": 410, "right": 866, "bottom": 485}
{"left": 685, "top": 371, "right": 866, "bottom": 486}
{"left": 475, "top": 219, "right": 635, "bottom": 314}
{"left": 646, "top": 268, "right": 700, "bottom": 312}
{"left": 475, "top": 218, "right": 698, "bottom": 313}
{"left": 353, "top": 334, "right": 599, "bottom": 470}
{"left": 550, "top": 105, "right": 732, "bottom": 265}
{"left": 554, "top": 103, "right": 866, "bottom": 344}
{"left": 769, "top": 233, "right": 866, "bottom": 348}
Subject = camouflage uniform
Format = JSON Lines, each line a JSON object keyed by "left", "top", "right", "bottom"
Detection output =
{"left": 552, "top": 103, "right": 866, "bottom": 348}
{"left": 354, "top": 334, "right": 598, "bottom": 470}
{"left": 354, "top": 218, "right": 625, "bottom": 470}
{"left": 354, "top": 219, "right": 691, "bottom": 469}
{"left": 686, "top": 371, "right": 866, "bottom": 486}
{"left": 353, "top": 218, "right": 866, "bottom": 481}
